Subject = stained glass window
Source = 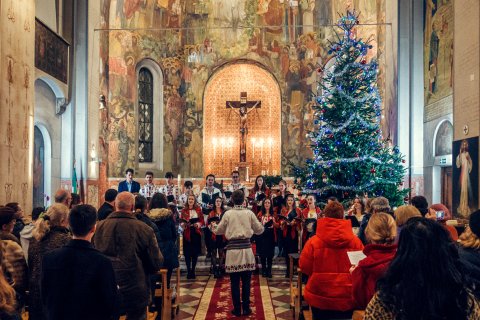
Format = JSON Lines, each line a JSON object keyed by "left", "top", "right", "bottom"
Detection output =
{"left": 138, "top": 68, "right": 153, "bottom": 162}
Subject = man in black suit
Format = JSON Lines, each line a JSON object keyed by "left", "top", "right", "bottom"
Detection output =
{"left": 41, "top": 205, "right": 118, "bottom": 320}
{"left": 118, "top": 168, "right": 141, "bottom": 193}
{"left": 98, "top": 189, "right": 118, "bottom": 221}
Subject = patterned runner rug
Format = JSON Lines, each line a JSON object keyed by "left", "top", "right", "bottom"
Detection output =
{"left": 194, "top": 274, "right": 275, "bottom": 319}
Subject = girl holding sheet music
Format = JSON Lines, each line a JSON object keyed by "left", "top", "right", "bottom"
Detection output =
{"left": 249, "top": 175, "right": 270, "bottom": 214}
{"left": 257, "top": 198, "right": 276, "bottom": 278}
{"left": 301, "top": 194, "right": 322, "bottom": 245}
{"left": 280, "top": 194, "right": 302, "bottom": 277}
{"left": 180, "top": 194, "right": 204, "bottom": 279}
{"left": 208, "top": 197, "right": 226, "bottom": 278}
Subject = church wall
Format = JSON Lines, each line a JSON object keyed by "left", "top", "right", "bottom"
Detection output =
{"left": 36, "top": 0, "right": 57, "bottom": 31}
{"left": 0, "top": 0, "right": 35, "bottom": 214}
{"left": 98, "top": 0, "right": 394, "bottom": 180}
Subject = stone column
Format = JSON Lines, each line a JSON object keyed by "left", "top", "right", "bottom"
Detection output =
{"left": 0, "top": 1, "right": 35, "bottom": 213}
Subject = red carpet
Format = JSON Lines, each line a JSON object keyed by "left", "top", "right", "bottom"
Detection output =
{"left": 194, "top": 274, "right": 275, "bottom": 319}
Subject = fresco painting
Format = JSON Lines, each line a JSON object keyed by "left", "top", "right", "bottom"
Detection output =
{"left": 98, "top": 0, "right": 391, "bottom": 178}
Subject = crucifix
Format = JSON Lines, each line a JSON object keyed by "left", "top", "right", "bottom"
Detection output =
{"left": 226, "top": 92, "right": 261, "bottom": 162}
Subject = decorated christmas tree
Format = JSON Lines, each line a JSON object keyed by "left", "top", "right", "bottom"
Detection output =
{"left": 293, "top": 11, "right": 408, "bottom": 207}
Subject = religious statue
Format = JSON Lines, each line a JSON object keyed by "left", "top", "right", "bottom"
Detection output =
{"left": 226, "top": 92, "right": 261, "bottom": 162}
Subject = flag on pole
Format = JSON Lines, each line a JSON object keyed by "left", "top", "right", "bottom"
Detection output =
{"left": 72, "top": 160, "right": 78, "bottom": 194}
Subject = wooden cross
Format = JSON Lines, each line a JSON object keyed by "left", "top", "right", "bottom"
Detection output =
{"left": 226, "top": 92, "right": 261, "bottom": 162}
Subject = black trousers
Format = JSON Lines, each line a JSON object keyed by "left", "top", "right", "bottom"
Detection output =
{"left": 311, "top": 307, "right": 353, "bottom": 320}
{"left": 260, "top": 256, "right": 273, "bottom": 273}
{"left": 229, "top": 271, "right": 252, "bottom": 312}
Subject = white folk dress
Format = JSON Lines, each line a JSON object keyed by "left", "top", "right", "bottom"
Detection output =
{"left": 215, "top": 206, "right": 264, "bottom": 273}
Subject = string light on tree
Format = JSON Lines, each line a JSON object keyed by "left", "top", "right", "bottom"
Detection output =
{"left": 292, "top": 10, "right": 408, "bottom": 207}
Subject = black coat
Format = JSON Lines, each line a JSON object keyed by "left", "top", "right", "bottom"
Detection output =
{"left": 41, "top": 239, "right": 118, "bottom": 320}
{"left": 98, "top": 202, "right": 114, "bottom": 221}
{"left": 459, "top": 246, "right": 480, "bottom": 296}
{"left": 148, "top": 208, "right": 180, "bottom": 270}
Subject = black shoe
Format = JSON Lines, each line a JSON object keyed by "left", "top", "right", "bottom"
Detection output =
{"left": 231, "top": 309, "right": 241, "bottom": 317}
{"left": 261, "top": 270, "right": 267, "bottom": 277}
{"left": 186, "top": 272, "right": 193, "bottom": 279}
{"left": 243, "top": 308, "right": 252, "bottom": 316}
{"left": 267, "top": 271, "right": 273, "bottom": 278}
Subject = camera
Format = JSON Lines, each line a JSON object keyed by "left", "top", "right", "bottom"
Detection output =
{"left": 436, "top": 210, "right": 445, "bottom": 220}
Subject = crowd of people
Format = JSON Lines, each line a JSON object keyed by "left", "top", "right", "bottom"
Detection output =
{"left": 0, "top": 167, "right": 480, "bottom": 319}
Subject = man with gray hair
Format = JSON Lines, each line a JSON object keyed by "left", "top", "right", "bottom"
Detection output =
{"left": 54, "top": 189, "right": 72, "bottom": 208}
{"left": 94, "top": 192, "right": 163, "bottom": 320}
{"left": 358, "top": 197, "right": 391, "bottom": 244}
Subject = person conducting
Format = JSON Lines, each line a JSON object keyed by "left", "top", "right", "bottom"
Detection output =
{"left": 214, "top": 190, "right": 264, "bottom": 317}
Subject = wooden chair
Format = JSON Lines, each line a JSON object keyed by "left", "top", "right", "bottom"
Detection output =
{"left": 149, "top": 268, "right": 181, "bottom": 320}
{"left": 288, "top": 253, "right": 300, "bottom": 308}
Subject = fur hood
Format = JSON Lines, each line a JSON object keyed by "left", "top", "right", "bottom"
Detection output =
{"left": 148, "top": 208, "right": 172, "bottom": 221}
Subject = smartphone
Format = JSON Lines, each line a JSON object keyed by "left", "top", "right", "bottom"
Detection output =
{"left": 436, "top": 210, "right": 445, "bottom": 220}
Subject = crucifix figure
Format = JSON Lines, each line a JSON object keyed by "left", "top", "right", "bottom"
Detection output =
{"left": 226, "top": 92, "right": 261, "bottom": 162}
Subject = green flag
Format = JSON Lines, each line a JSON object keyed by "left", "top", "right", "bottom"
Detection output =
{"left": 72, "top": 161, "right": 78, "bottom": 194}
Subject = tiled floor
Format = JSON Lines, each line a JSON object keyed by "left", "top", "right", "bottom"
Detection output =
{"left": 175, "top": 273, "right": 293, "bottom": 320}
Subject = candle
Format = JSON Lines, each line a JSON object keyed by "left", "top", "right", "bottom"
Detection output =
{"left": 177, "top": 174, "right": 181, "bottom": 190}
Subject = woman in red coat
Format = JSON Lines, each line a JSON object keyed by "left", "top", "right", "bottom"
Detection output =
{"left": 180, "top": 193, "right": 204, "bottom": 279}
{"left": 350, "top": 212, "right": 397, "bottom": 310}
{"left": 299, "top": 201, "right": 363, "bottom": 319}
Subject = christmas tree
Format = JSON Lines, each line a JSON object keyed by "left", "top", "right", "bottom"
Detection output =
{"left": 293, "top": 11, "right": 408, "bottom": 207}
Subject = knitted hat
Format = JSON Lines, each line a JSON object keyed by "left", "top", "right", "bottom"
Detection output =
{"left": 469, "top": 210, "right": 480, "bottom": 238}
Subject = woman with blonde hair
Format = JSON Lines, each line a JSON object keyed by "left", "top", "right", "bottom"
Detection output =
{"left": 394, "top": 205, "right": 421, "bottom": 243}
{"left": 458, "top": 210, "right": 480, "bottom": 296}
{"left": 351, "top": 213, "right": 397, "bottom": 309}
{"left": 28, "top": 203, "right": 71, "bottom": 320}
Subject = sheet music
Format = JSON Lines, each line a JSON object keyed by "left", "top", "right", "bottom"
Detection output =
{"left": 347, "top": 251, "right": 366, "bottom": 265}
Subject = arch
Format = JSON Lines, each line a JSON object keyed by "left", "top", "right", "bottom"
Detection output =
{"left": 33, "top": 123, "right": 52, "bottom": 207}
{"left": 135, "top": 58, "right": 164, "bottom": 171}
{"left": 35, "top": 76, "right": 68, "bottom": 114}
{"left": 203, "top": 60, "right": 282, "bottom": 177}
{"left": 433, "top": 119, "right": 453, "bottom": 157}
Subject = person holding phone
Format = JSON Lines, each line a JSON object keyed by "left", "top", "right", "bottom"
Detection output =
{"left": 429, "top": 203, "right": 458, "bottom": 241}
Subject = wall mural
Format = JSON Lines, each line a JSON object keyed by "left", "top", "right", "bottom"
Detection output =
{"left": 424, "top": 0, "right": 453, "bottom": 107}
{"left": 99, "top": 0, "right": 391, "bottom": 178}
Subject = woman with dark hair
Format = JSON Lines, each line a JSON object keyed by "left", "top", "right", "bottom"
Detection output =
{"left": 147, "top": 193, "right": 179, "bottom": 286}
{"left": 249, "top": 175, "right": 270, "bottom": 214}
{"left": 257, "top": 198, "right": 276, "bottom": 278}
{"left": 69, "top": 193, "right": 82, "bottom": 209}
{"left": 208, "top": 197, "right": 226, "bottom": 278}
{"left": 280, "top": 194, "right": 302, "bottom": 277}
{"left": 301, "top": 194, "right": 322, "bottom": 244}
{"left": 347, "top": 197, "right": 365, "bottom": 225}
{"left": 300, "top": 201, "right": 363, "bottom": 319}
{"left": 180, "top": 193, "right": 203, "bottom": 279}
{"left": 134, "top": 195, "right": 161, "bottom": 246}
{"left": 5, "top": 202, "right": 25, "bottom": 239}
{"left": 365, "top": 217, "right": 480, "bottom": 319}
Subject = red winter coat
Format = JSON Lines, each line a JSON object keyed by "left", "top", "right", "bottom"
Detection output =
{"left": 299, "top": 217, "right": 364, "bottom": 311}
{"left": 351, "top": 243, "right": 397, "bottom": 309}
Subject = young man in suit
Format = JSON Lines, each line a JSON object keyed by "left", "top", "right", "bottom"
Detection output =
{"left": 41, "top": 205, "right": 119, "bottom": 320}
{"left": 118, "top": 168, "right": 141, "bottom": 193}
{"left": 97, "top": 189, "right": 118, "bottom": 221}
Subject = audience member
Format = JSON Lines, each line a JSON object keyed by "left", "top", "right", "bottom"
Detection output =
{"left": 134, "top": 195, "right": 161, "bottom": 241}
{"left": 5, "top": 203, "right": 25, "bottom": 239}
{"left": 351, "top": 213, "right": 397, "bottom": 309}
{"left": 0, "top": 206, "right": 20, "bottom": 244}
{"left": 393, "top": 205, "right": 421, "bottom": 243}
{"left": 410, "top": 195, "right": 431, "bottom": 216}
{"left": 0, "top": 207, "right": 27, "bottom": 316}
{"left": 458, "top": 210, "right": 480, "bottom": 297}
{"left": 365, "top": 217, "right": 480, "bottom": 319}
{"left": 20, "top": 206, "right": 44, "bottom": 260}
{"left": 98, "top": 189, "right": 118, "bottom": 220}
{"left": 69, "top": 193, "right": 82, "bottom": 208}
{"left": 54, "top": 189, "right": 72, "bottom": 207}
{"left": 0, "top": 249, "right": 17, "bottom": 320}
{"left": 41, "top": 204, "right": 118, "bottom": 320}
{"left": 28, "top": 204, "right": 71, "bottom": 320}
{"left": 299, "top": 201, "right": 364, "bottom": 319}
{"left": 358, "top": 197, "right": 390, "bottom": 244}
{"left": 93, "top": 192, "right": 163, "bottom": 319}
{"left": 148, "top": 193, "right": 179, "bottom": 287}
{"left": 429, "top": 203, "right": 458, "bottom": 241}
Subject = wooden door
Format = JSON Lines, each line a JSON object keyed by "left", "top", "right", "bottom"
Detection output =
{"left": 441, "top": 167, "right": 453, "bottom": 215}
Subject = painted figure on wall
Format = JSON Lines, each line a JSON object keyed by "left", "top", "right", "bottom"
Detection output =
{"left": 435, "top": 121, "right": 453, "bottom": 156}
{"left": 456, "top": 139, "right": 473, "bottom": 217}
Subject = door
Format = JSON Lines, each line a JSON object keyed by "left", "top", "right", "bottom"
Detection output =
{"left": 441, "top": 167, "right": 453, "bottom": 216}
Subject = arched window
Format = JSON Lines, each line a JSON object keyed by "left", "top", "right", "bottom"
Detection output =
{"left": 138, "top": 68, "right": 154, "bottom": 162}
{"left": 136, "top": 59, "right": 164, "bottom": 171}
{"left": 33, "top": 126, "right": 45, "bottom": 207}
